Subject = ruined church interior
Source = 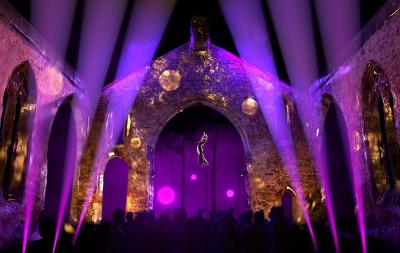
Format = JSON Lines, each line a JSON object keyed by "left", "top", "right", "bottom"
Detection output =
{"left": 0, "top": 0, "right": 400, "bottom": 252}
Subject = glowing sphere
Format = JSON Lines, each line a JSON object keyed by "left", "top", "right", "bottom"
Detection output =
{"left": 157, "top": 187, "right": 175, "bottom": 205}
{"left": 226, "top": 189, "right": 235, "bottom": 198}
{"left": 190, "top": 174, "right": 197, "bottom": 181}
{"left": 242, "top": 97, "right": 258, "bottom": 116}
{"left": 130, "top": 137, "right": 141, "bottom": 149}
{"left": 159, "top": 70, "right": 181, "bottom": 91}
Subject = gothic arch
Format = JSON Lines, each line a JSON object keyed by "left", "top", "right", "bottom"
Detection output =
{"left": 322, "top": 95, "right": 356, "bottom": 227}
{"left": 43, "top": 96, "right": 77, "bottom": 221}
{"left": 361, "top": 60, "right": 400, "bottom": 195}
{"left": 101, "top": 156, "right": 129, "bottom": 222}
{"left": 147, "top": 100, "right": 252, "bottom": 210}
{"left": 0, "top": 61, "right": 36, "bottom": 202}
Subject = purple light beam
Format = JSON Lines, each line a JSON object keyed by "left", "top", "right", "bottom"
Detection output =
{"left": 31, "top": 0, "right": 77, "bottom": 60}
{"left": 116, "top": 0, "right": 177, "bottom": 79}
{"left": 219, "top": 0, "right": 277, "bottom": 75}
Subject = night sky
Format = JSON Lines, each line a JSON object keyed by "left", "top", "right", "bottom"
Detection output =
{"left": 8, "top": 0, "right": 388, "bottom": 84}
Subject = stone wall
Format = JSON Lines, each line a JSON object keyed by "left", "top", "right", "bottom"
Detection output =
{"left": 0, "top": 1, "right": 86, "bottom": 248}
{"left": 71, "top": 43, "right": 321, "bottom": 224}
{"left": 309, "top": 0, "right": 400, "bottom": 242}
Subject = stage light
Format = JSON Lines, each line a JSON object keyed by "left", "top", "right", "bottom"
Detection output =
{"left": 190, "top": 174, "right": 197, "bottom": 181}
{"left": 241, "top": 97, "right": 258, "bottom": 116}
{"left": 226, "top": 189, "right": 235, "bottom": 198}
{"left": 159, "top": 70, "right": 181, "bottom": 91}
{"left": 157, "top": 187, "right": 175, "bottom": 205}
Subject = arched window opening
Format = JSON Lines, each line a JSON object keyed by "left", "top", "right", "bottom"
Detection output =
{"left": 43, "top": 100, "right": 77, "bottom": 221}
{"left": 323, "top": 102, "right": 356, "bottom": 231}
{"left": 0, "top": 63, "right": 33, "bottom": 202}
{"left": 102, "top": 157, "right": 129, "bottom": 222}
{"left": 281, "top": 190, "right": 294, "bottom": 223}
{"left": 362, "top": 61, "right": 400, "bottom": 195}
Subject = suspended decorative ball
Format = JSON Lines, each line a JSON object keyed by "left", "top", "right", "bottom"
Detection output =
{"left": 130, "top": 137, "right": 141, "bottom": 149}
{"left": 242, "top": 97, "right": 258, "bottom": 116}
{"left": 159, "top": 70, "right": 181, "bottom": 91}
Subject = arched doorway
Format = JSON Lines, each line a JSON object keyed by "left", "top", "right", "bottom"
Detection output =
{"left": 43, "top": 100, "right": 77, "bottom": 221}
{"left": 323, "top": 103, "right": 356, "bottom": 230}
{"left": 102, "top": 157, "right": 129, "bottom": 222}
{"left": 281, "top": 190, "right": 294, "bottom": 223}
{"left": 0, "top": 62, "right": 35, "bottom": 202}
{"left": 153, "top": 105, "right": 247, "bottom": 217}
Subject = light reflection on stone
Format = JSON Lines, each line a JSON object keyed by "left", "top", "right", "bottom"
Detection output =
{"left": 242, "top": 97, "right": 258, "bottom": 116}
{"left": 159, "top": 70, "right": 181, "bottom": 91}
{"left": 130, "top": 137, "right": 141, "bottom": 149}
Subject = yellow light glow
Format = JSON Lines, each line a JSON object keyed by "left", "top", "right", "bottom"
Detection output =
{"left": 64, "top": 223, "right": 75, "bottom": 234}
{"left": 130, "top": 137, "right": 141, "bottom": 149}
{"left": 354, "top": 131, "right": 361, "bottom": 151}
{"left": 242, "top": 97, "right": 258, "bottom": 116}
{"left": 92, "top": 203, "right": 102, "bottom": 224}
{"left": 159, "top": 70, "right": 181, "bottom": 91}
{"left": 286, "top": 186, "right": 297, "bottom": 196}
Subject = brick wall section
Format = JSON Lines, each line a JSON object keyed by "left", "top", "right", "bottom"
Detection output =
{"left": 0, "top": 1, "right": 87, "bottom": 248}
{"left": 310, "top": 1, "right": 400, "bottom": 240}
{"left": 71, "top": 44, "right": 321, "bottom": 224}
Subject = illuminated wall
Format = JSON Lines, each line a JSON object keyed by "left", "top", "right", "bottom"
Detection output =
{"left": 71, "top": 40, "right": 321, "bottom": 224}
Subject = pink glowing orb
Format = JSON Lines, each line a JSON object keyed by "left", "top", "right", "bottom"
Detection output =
{"left": 190, "top": 174, "right": 197, "bottom": 181}
{"left": 157, "top": 187, "right": 175, "bottom": 205}
{"left": 226, "top": 189, "right": 235, "bottom": 198}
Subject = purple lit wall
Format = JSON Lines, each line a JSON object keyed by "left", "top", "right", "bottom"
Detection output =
{"left": 154, "top": 106, "right": 246, "bottom": 217}
{"left": 102, "top": 157, "right": 129, "bottom": 222}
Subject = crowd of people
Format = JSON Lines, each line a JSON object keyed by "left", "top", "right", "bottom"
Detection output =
{"left": 4, "top": 205, "right": 395, "bottom": 253}
{"left": 75, "top": 206, "right": 314, "bottom": 253}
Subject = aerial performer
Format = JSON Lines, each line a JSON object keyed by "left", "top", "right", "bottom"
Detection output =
{"left": 197, "top": 132, "right": 209, "bottom": 166}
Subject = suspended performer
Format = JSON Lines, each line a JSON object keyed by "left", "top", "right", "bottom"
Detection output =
{"left": 197, "top": 132, "right": 209, "bottom": 166}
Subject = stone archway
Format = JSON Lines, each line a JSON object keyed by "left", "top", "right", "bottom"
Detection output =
{"left": 43, "top": 98, "right": 77, "bottom": 221}
{"left": 102, "top": 157, "right": 129, "bottom": 222}
{"left": 0, "top": 62, "right": 36, "bottom": 202}
{"left": 152, "top": 104, "right": 249, "bottom": 217}
{"left": 322, "top": 100, "right": 356, "bottom": 230}
{"left": 362, "top": 60, "right": 400, "bottom": 195}
{"left": 146, "top": 100, "right": 252, "bottom": 212}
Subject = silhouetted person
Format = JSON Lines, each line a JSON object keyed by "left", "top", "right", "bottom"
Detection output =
{"left": 243, "top": 210, "right": 269, "bottom": 253}
{"left": 272, "top": 207, "right": 294, "bottom": 253}
{"left": 106, "top": 209, "right": 127, "bottom": 253}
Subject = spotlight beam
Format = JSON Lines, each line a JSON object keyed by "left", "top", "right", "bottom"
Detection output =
{"left": 267, "top": 0, "right": 318, "bottom": 91}
{"left": 73, "top": 71, "right": 146, "bottom": 244}
{"left": 250, "top": 77, "right": 317, "bottom": 250}
{"left": 116, "top": 0, "right": 177, "bottom": 79}
{"left": 219, "top": 0, "right": 277, "bottom": 75}
{"left": 267, "top": 0, "right": 341, "bottom": 250}
{"left": 31, "top": 0, "right": 77, "bottom": 60}
{"left": 76, "top": 0, "right": 128, "bottom": 119}
{"left": 314, "top": 0, "right": 360, "bottom": 70}
{"left": 52, "top": 115, "right": 77, "bottom": 253}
